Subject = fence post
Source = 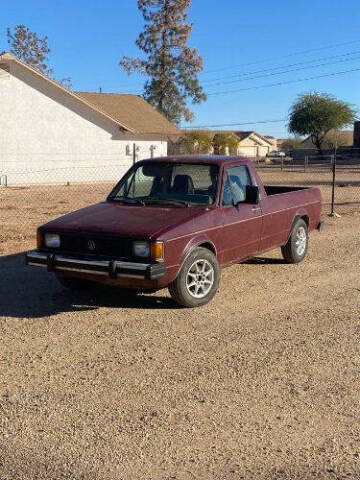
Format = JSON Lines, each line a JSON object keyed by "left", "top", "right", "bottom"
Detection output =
{"left": 304, "top": 156, "right": 308, "bottom": 172}
{"left": 133, "top": 143, "right": 137, "bottom": 165}
{"left": 281, "top": 156, "right": 284, "bottom": 171}
{"left": 330, "top": 149, "right": 339, "bottom": 217}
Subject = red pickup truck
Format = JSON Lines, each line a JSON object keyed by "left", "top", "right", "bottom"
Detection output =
{"left": 26, "top": 156, "right": 322, "bottom": 308}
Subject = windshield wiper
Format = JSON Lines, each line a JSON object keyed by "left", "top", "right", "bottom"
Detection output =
{"left": 111, "top": 196, "right": 145, "bottom": 206}
{"left": 144, "top": 198, "right": 190, "bottom": 207}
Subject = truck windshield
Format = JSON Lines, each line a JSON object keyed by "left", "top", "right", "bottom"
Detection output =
{"left": 109, "top": 162, "right": 219, "bottom": 206}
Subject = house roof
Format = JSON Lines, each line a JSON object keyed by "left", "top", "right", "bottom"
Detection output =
{"left": 234, "top": 131, "right": 254, "bottom": 141}
{"left": 222, "top": 130, "right": 274, "bottom": 145}
{"left": 264, "top": 135, "right": 277, "bottom": 145}
{"left": 180, "top": 130, "right": 274, "bottom": 145}
{"left": 234, "top": 131, "right": 274, "bottom": 145}
{"left": 0, "top": 52, "right": 180, "bottom": 136}
{"left": 76, "top": 92, "right": 180, "bottom": 136}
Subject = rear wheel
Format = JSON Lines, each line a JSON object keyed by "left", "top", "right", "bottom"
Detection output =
{"left": 281, "top": 219, "right": 309, "bottom": 263}
{"left": 169, "top": 247, "right": 220, "bottom": 308}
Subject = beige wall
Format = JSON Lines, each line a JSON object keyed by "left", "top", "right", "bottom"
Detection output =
{"left": 236, "top": 135, "right": 271, "bottom": 158}
{"left": 0, "top": 62, "right": 168, "bottom": 185}
{"left": 237, "top": 146, "right": 257, "bottom": 157}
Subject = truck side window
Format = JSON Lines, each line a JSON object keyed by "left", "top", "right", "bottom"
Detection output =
{"left": 222, "top": 166, "right": 252, "bottom": 206}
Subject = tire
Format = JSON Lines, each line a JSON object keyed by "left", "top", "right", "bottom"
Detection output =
{"left": 56, "top": 274, "right": 96, "bottom": 291}
{"left": 169, "top": 247, "right": 220, "bottom": 308}
{"left": 281, "top": 218, "right": 309, "bottom": 264}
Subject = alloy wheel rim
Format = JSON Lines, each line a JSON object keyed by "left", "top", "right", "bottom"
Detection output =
{"left": 295, "top": 226, "right": 307, "bottom": 256}
{"left": 186, "top": 259, "right": 214, "bottom": 299}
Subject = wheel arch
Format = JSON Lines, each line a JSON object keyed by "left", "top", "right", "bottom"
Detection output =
{"left": 168, "top": 237, "right": 221, "bottom": 307}
{"left": 172, "top": 236, "right": 218, "bottom": 281}
{"left": 183, "top": 236, "right": 217, "bottom": 260}
{"left": 286, "top": 211, "right": 309, "bottom": 243}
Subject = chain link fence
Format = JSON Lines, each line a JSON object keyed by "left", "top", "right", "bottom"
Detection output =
{"left": 1, "top": 149, "right": 359, "bottom": 254}
{"left": 254, "top": 150, "right": 360, "bottom": 214}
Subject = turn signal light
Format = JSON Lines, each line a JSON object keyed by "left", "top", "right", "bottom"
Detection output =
{"left": 150, "top": 241, "right": 164, "bottom": 262}
{"left": 36, "top": 230, "right": 43, "bottom": 248}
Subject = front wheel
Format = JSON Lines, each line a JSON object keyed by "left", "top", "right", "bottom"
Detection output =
{"left": 169, "top": 247, "right": 220, "bottom": 308}
{"left": 281, "top": 219, "right": 309, "bottom": 263}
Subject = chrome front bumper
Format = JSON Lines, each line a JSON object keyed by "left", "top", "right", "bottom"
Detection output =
{"left": 25, "top": 250, "right": 166, "bottom": 280}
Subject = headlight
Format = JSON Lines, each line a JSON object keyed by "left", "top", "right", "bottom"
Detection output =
{"left": 45, "top": 233, "right": 61, "bottom": 248}
{"left": 133, "top": 241, "right": 164, "bottom": 261}
{"left": 133, "top": 241, "right": 150, "bottom": 258}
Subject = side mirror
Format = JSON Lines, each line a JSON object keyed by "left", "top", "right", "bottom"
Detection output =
{"left": 245, "top": 185, "right": 260, "bottom": 204}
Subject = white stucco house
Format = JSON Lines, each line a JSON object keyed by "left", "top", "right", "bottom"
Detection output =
{"left": 0, "top": 53, "right": 180, "bottom": 185}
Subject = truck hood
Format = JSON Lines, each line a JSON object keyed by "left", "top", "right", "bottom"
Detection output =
{"left": 41, "top": 201, "right": 207, "bottom": 239}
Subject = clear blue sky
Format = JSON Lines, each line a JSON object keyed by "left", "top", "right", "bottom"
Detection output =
{"left": 1, "top": 0, "right": 360, "bottom": 138}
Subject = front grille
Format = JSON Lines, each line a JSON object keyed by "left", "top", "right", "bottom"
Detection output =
{"left": 59, "top": 234, "right": 131, "bottom": 258}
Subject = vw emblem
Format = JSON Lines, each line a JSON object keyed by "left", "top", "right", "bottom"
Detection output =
{"left": 88, "top": 240, "right": 96, "bottom": 251}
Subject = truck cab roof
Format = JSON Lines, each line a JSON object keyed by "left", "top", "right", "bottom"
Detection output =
{"left": 148, "top": 155, "right": 250, "bottom": 166}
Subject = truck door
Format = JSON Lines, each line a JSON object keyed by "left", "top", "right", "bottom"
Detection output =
{"left": 220, "top": 165, "right": 263, "bottom": 264}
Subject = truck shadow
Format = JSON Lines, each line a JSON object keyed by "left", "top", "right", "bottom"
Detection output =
{"left": 0, "top": 252, "right": 176, "bottom": 319}
{"left": 244, "top": 257, "right": 288, "bottom": 265}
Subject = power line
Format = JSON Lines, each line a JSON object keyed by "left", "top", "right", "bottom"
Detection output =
{"left": 124, "top": 49, "right": 360, "bottom": 93}
{"left": 201, "top": 49, "right": 360, "bottom": 85}
{"left": 115, "top": 40, "right": 360, "bottom": 91}
{"left": 207, "top": 66, "right": 360, "bottom": 96}
{"left": 182, "top": 119, "right": 287, "bottom": 129}
{"left": 203, "top": 55, "right": 360, "bottom": 88}
{"left": 200, "top": 39, "right": 360, "bottom": 76}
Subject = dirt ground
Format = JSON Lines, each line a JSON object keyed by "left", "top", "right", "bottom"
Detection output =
{"left": 0, "top": 178, "right": 359, "bottom": 479}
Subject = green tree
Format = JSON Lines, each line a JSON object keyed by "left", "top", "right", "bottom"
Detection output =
{"left": 6, "top": 25, "right": 72, "bottom": 88}
{"left": 183, "top": 130, "right": 213, "bottom": 154}
{"left": 120, "top": 0, "right": 206, "bottom": 124}
{"left": 288, "top": 92, "right": 356, "bottom": 155}
{"left": 7, "top": 25, "right": 52, "bottom": 75}
{"left": 213, "top": 133, "right": 239, "bottom": 155}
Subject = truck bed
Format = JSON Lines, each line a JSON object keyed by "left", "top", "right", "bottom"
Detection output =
{"left": 264, "top": 185, "right": 309, "bottom": 196}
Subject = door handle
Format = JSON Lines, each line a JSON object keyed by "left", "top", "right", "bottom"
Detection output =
{"left": 252, "top": 206, "right": 261, "bottom": 212}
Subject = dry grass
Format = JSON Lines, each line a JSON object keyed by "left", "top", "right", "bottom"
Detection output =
{"left": 0, "top": 173, "right": 359, "bottom": 479}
